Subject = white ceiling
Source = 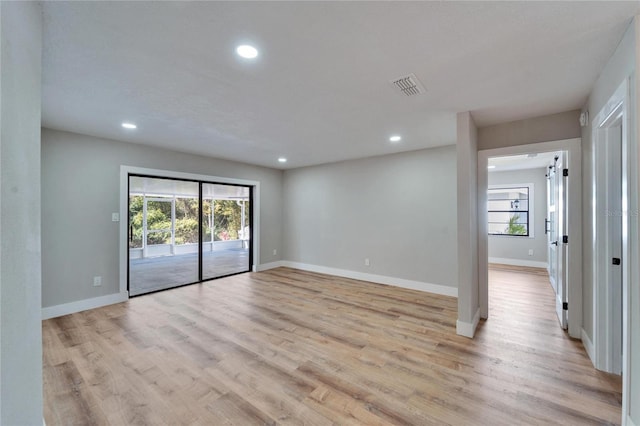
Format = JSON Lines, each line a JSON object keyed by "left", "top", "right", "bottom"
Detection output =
{"left": 42, "top": 1, "right": 639, "bottom": 169}
{"left": 488, "top": 152, "right": 561, "bottom": 172}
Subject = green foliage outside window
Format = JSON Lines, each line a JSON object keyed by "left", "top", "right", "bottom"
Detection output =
{"left": 213, "top": 200, "right": 248, "bottom": 241}
{"left": 506, "top": 214, "right": 527, "bottom": 236}
{"left": 128, "top": 195, "right": 249, "bottom": 247}
{"left": 129, "top": 196, "right": 144, "bottom": 248}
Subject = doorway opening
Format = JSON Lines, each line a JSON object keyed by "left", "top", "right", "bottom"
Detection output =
{"left": 477, "top": 137, "right": 582, "bottom": 339}
{"left": 127, "top": 174, "right": 253, "bottom": 296}
{"left": 486, "top": 151, "right": 568, "bottom": 328}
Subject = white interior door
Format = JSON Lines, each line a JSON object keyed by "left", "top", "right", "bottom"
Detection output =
{"left": 547, "top": 154, "right": 568, "bottom": 329}
{"left": 547, "top": 163, "right": 558, "bottom": 293}
{"left": 556, "top": 151, "right": 569, "bottom": 329}
{"left": 606, "top": 124, "right": 623, "bottom": 374}
{"left": 557, "top": 152, "right": 568, "bottom": 330}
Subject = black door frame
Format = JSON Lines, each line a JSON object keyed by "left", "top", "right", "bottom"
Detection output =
{"left": 127, "top": 173, "right": 254, "bottom": 296}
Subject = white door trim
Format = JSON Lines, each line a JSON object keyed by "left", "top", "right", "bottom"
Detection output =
{"left": 119, "top": 166, "right": 261, "bottom": 297}
{"left": 477, "top": 138, "right": 582, "bottom": 338}
{"left": 591, "top": 78, "right": 630, "bottom": 421}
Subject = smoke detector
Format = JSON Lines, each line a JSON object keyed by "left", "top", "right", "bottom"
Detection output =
{"left": 390, "top": 73, "right": 426, "bottom": 97}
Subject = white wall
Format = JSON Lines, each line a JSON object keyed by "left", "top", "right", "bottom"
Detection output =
{"left": 0, "top": 2, "right": 44, "bottom": 424}
{"left": 488, "top": 168, "right": 548, "bottom": 267}
{"left": 581, "top": 17, "right": 638, "bottom": 424}
{"left": 282, "top": 146, "right": 457, "bottom": 290}
{"left": 41, "top": 129, "right": 283, "bottom": 309}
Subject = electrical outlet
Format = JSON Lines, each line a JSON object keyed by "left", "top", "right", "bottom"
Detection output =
{"left": 365, "top": 258, "right": 370, "bottom": 266}
{"left": 273, "top": 249, "right": 277, "bottom": 256}
{"left": 93, "top": 276, "right": 102, "bottom": 287}
{"left": 528, "top": 249, "right": 534, "bottom": 256}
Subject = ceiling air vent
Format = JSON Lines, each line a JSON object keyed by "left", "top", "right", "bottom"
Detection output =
{"left": 390, "top": 73, "right": 426, "bottom": 97}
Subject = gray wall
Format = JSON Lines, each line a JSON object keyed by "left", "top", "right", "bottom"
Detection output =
{"left": 633, "top": 18, "right": 639, "bottom": 425}
{"left": 41, "top": 129, "right": 283, "bottom": 308}
{"left": 478, "top": 110, "right": 581, "bottom": 151}
{"left": 0, "top": 2, "right": 44, "bottom": 424}
{"left": 283, "top": 146, "right": 457, "bottom": 288}
{"left": 456, "top": 112, "right": 480, "bottom": 330}
{"left": 488, "top": 168, "right": 548, "bottom": 265}
{"left": 581, "top": 18, "right": 638, "bottom": 423}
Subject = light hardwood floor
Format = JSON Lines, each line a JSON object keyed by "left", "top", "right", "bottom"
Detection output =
{"left": 43, "top": 265, "right": 622, "bottom": 425}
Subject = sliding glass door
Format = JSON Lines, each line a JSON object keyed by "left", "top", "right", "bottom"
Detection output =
{"left": 128, "top": 175, "right": 251, "bottom": 296}
{"left": 202, "top": 184, "right": 251, "bottom": 280}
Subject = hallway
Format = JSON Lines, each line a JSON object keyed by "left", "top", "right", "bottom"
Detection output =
{"left": 479, "top": 264, "right": 622, "bottom": 422}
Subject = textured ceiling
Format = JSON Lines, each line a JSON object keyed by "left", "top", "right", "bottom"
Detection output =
{"left": 42, "top": 1, "right": 639, "bottom": 169}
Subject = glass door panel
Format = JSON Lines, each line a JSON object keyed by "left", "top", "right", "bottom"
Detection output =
{"left": 128, "top": 176, "right": 199, "bottom": 295}
{"left": 201, "top": 183, "right": 251, "bottom": 280}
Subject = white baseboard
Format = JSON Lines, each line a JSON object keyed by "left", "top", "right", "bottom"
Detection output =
{"left": 456, "top": 308, "right": 480, "bottom": 338}
{"left": 581, "top": 328, "right": 596, "bottom": 367}
{"left": 489, "top": 257, "right": 548, "bottom": 269}
{"left": 42, "top": 261, "right": 455, "bottom": 319}
{"left": 277, "top": 261, "right": 457, "bottom": 297}
{"left": 256, "top": 261, "right": 285, "bottom": 272}
{"left": 42, "top": 291, "right": 129, "bottom": 320}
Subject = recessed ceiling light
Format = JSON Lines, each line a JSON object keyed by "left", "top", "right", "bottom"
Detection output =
{"left": 278, "top": 157, "right": 287, "bottom": 163}
{"left": 121, "top": 122, "right": 137, "bottom": 129}
{"left": 236, "top": 45, "right": 258, "bottom": 59}
{"left": 488, "top": 165, "right": 496, "bottom": 169}
{"left": 389, "top": 135, "right": 402, "bottom": 143}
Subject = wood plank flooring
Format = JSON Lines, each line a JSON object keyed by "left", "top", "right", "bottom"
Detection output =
{"left": 43, "top": 265, "right": 622, "bottom": 425}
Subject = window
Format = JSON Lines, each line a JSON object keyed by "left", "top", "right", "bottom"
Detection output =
{"left": 488, "top": 186, "right": 530, "bottom": 236}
